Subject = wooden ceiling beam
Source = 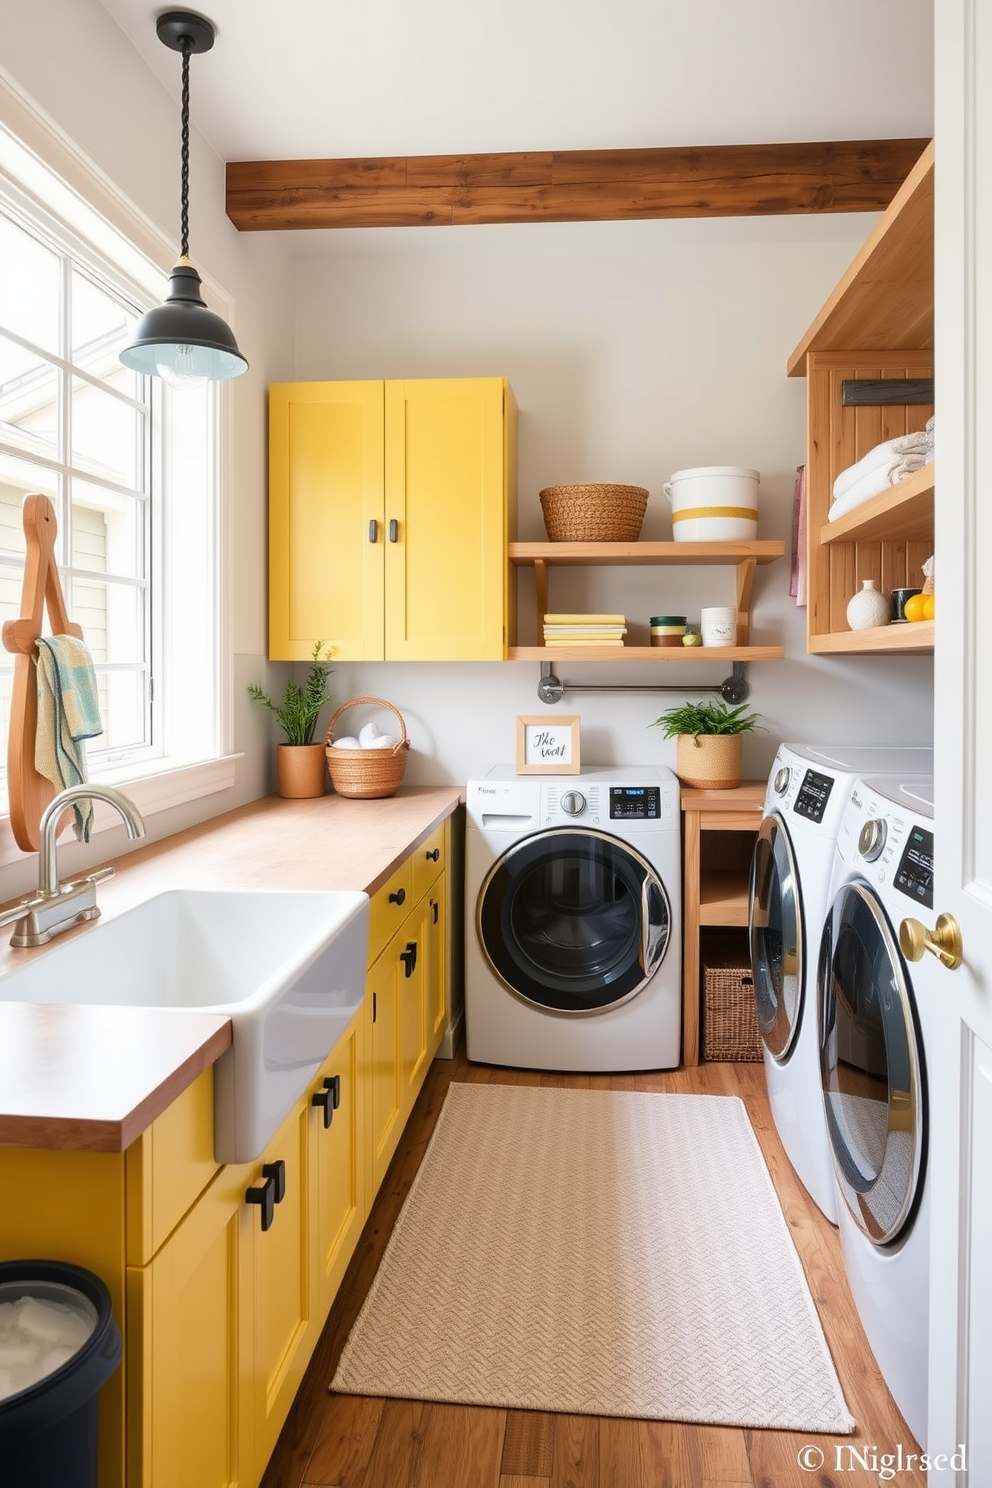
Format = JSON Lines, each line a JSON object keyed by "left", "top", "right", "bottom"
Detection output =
{"left": 226, "top": 137, "right": 931, "bottom": 231}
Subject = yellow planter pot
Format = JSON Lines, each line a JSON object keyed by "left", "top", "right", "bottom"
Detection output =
{"left": 675, "top": 733, "right": 743, "bottom": 790}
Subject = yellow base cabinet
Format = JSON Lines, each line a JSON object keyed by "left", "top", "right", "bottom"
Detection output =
{"left": 0, "top": 828, "right": 453, "bottom": 1488}
{"left": 310, "top": 1015, "right": 366, "bottom": 1324}
{"left": 126, "top": 1158, "right": 253, "bottom": 1488}
{"left": 268, "top": 377, "right": 517, "bottom": 662}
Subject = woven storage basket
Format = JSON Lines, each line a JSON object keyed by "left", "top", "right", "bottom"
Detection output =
{"left": 539, "top": 483, "right": 649, "bottom": 543}
{"left": 325, "top": 696, "right": 410, "bottom": 799}
{"left": 702, "top": 945, "right": 762, "bottom": 1062}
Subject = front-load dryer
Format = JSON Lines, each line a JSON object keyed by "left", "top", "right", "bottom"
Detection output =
{"left": 465, "top": 765, "right": 681, "bottom": 1071}
{"left": 748, "top": 743, "right": 933, "bottom": 1223}
{"left": 818, "top": 775, "right": 935, "bottom": 1447}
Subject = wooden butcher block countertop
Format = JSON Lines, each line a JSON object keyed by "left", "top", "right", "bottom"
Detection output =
{"left": 0, "top": 786, "right": 462, "bottom": 1153}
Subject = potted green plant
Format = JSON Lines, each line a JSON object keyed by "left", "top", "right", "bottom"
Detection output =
{"left": 651, "top": 699, "right": 761, "bottom": 789}
{"left": 248, "top": 640, "right": 333, "bottom": 798}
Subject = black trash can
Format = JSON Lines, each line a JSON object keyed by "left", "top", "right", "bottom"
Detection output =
{"left": 0, "top": 1260, "right": 122, "bottom": 1488}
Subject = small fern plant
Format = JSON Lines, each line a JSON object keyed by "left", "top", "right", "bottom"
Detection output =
{"left": 652, "top": 699, "right": 761, "bottom": 739}
{"left": 248, "top": 641, "right": 333, "bottom": 746}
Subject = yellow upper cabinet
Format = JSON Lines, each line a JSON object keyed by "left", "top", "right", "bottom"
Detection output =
{"left": 268, "top": 376, "right": 517, "bottom": 661}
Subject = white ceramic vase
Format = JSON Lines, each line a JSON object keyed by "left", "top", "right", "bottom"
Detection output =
{"left": 846, "top": 580, "right": 890, "bottom": 631}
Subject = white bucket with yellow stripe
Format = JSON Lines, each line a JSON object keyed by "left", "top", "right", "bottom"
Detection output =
{"left": 663, "top": 466, "right": 759, "bottom": 541}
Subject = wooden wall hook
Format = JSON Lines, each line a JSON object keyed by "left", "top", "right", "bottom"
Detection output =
{"left": 2, "top": 495, "right": 84, "bottom": 852}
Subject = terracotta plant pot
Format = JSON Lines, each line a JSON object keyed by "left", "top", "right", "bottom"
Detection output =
{"left": 675, "top": 733, "right": 743, "bottom": 790}
{"left": 276, "top": 743, "right": 328, "bottom": 799}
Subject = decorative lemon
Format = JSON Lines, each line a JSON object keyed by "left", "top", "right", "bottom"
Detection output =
{"left": 922, "top": 594, "right": 935, "bottom": 620}
{"left": 682, "top": 632, "right": 703, "bottom": 647}
{"left": 903, "top": 593, "right": 928, "bottom": 623}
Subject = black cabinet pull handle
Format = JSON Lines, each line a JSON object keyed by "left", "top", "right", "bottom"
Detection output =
{"left": 431, "top": 898, "right": 439, "bottom": 925}
{"left": 400, "top": 941, "right": 418, "bottom": 977}
{"left": 388, "top": 518, "right": 398, "bottom": 542}
{"left": 312, "top": 1087, "right": 333, "bottom": 1128}
{"left": 263, "top": 1159, "right": 286, "bottom": 1204}
{"left": 388, "top": 887, "right": 406, "bottom": 906}
{"left": 368, "top": 519, "right": 378, "bottom": 543}
{"left": 245, "top": 1177, "right": 274, "bottom": 1231}
{"left": 246, "top": 1160, "right": 286, "bottom": 1230}
{"left": 425, "top": 848, "right": 440, "bottom": 862}
{"left": 325, "top": 1074, "right": 341, "bottom": 1109}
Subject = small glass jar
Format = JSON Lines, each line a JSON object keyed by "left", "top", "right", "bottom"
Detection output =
{"left": 649, "top": 615, "right": 687, "bottom": 647}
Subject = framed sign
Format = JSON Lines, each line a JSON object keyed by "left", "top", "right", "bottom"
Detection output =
{"left": 515, "top": 715, "right": 581, "bottom": 775}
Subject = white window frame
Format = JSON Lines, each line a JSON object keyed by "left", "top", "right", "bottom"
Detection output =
{"left": 0, "top": 67, "right": 238, "bottom": 867}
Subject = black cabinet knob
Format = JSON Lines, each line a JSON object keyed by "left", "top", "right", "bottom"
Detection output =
{"left": 388, "top": 887, "right": 406, "bottom": 906}
{"left": 425, "top": 848, "right": 440, "bottom": 862}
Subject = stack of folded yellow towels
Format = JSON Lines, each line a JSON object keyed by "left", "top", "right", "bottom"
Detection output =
{"left": 542, "top": 613, "right": 627, "bottom": 647}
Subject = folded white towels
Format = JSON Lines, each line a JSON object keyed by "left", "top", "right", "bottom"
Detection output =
{"left": 832, "top": 432, "right": 928, "bottom": 500}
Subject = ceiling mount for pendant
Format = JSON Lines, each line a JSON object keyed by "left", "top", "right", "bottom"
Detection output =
{"left": 156, "top": 10, "right": 216, "bottom": 54}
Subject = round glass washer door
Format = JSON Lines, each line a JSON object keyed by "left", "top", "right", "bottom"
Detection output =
{"left": 749, "top": 814, "right": 804, "bottom": 1061}
{"left": 476, "top": 827, "right": 671, "bottom": 1014}
{"left": 818, "top": 880, "right": 926, "bottom": 1246}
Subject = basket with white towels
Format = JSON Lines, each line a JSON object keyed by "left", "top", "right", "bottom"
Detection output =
{"left": 828, "top": 416, "right": 934, "bottom": 523}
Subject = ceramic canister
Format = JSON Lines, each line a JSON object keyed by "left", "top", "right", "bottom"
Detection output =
{"left": 699, "top": 606, "right": 737, "bottom": 647}
{"left": 663, "top": 466, "right": 759, "bottom": 542}
{"left": 649, "top": 615, "right": 687, "bottom": 647}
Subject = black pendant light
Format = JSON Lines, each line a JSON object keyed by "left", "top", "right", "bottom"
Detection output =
{"left": 120, "top": 10, "right": 248, "bottom": 386}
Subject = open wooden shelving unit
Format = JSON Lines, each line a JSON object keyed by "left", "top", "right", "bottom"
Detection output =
{"left": 506, "top": 539, "right": 785, "bottom": 661}
{"left": 790, "top": 139, "right": 935, "bottom": 657}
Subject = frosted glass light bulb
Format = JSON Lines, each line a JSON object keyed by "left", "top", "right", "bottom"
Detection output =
{"left": 157, "top": 345, "right": 209, "bottom": 390}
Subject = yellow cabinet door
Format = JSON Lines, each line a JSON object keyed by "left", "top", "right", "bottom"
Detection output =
{"left": 268, "top": 380, "right": 385, "bottom": 660}
{"left": 248, "top": 1099, "right": 312, "bottom": 1470}
{"left": 127, "top": 1160, "right": 253, "bottom": 1488}
{"left": 309, "top": 1010, "right": 366, "bottom": 1324}
{"left": 367, "top": 933, "right": 403, "bottom": 1194}
{"left": 399, "top": 898, "right": 429, "bottom": 1109}
{"left": 425, "top": 875, "right": 448, "bottom": 1056}
{"left": 384, "top": 377, "right": 514, "bottom": 660}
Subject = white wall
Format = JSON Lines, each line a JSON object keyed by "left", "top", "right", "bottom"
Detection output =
{"left": 291, "top": 213, "right": 935, "bottom": 785}
{"left": 0, "top": 0, "right": 297, "bottom": 900}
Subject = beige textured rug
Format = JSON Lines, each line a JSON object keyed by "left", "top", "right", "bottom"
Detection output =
{"left": 332, "top": 1083, "right": 855, "bottom": 1432}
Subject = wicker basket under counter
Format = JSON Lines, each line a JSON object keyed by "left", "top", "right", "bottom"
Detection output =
{"left": 701, "top": 934, "right": 762, "bottom": 1063}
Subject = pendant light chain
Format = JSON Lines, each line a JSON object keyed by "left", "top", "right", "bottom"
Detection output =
{"left": 179, "top": 38, "right": 192, "bottom": 259}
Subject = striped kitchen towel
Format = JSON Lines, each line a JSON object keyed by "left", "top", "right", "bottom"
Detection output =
{"left": 35, "top": 635, "right": 103, "bottom": 842}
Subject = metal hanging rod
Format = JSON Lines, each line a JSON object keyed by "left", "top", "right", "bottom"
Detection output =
{"left": 537, "top": 662, "right": 749, "bottom": 705}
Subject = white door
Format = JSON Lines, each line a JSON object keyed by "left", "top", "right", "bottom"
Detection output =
{"left": 929, "top": 3, "right": 992, "bottom": 1474}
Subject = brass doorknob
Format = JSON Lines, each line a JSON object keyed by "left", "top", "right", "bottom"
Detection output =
{"left": 899, "top": 912, "right": 964, "bottom": 970}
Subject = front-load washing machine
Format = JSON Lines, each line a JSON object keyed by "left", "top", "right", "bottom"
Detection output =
{"left": 818, "top": 774, "right": 935, "bottom": 1447}
{"left": 465, "top": 765, "right": 681, "bottom": 1071}
{"left": 749, "top": 743, "right": 933, "bottom": 1223}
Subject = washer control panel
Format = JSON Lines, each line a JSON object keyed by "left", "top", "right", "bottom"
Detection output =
{"left": 609, "top": 786, "right": 662, "bottom": 819}
{"left": 792, "top": 768, "right": 834, "bottom": 823}
{"left": 894, "top": 824, "right": 935, "bottom": 909}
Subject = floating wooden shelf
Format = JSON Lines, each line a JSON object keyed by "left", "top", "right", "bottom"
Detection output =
{"left": 788, "top": 140, "right": 933, "bottom": 374}
{"left": 808, "top": 620, "right": 934, "bottom": 655}
{"left": 508, "top": 539, "right": 786, "bottom": 658}
{"left": 819, "top": 464, "right": 934, "bottom": 545}
{"left": 508, "top": 540, "right": 784, "bottom": 567}
{"left": 507, "top": 644, "right": 785, "bottom": 662}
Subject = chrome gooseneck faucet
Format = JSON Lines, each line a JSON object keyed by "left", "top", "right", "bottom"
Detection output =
{"left": 0, "top": 785, "right": 145, "bottom": 948}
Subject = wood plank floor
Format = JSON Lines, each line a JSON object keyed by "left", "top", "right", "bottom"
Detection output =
{"left": 261, "top": 1053, "right": 927, "bottom": 1488}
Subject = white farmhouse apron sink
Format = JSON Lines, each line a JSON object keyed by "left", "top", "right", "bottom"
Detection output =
{"left": 0, "top": 888, "right": 370, "bottom": 1162}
